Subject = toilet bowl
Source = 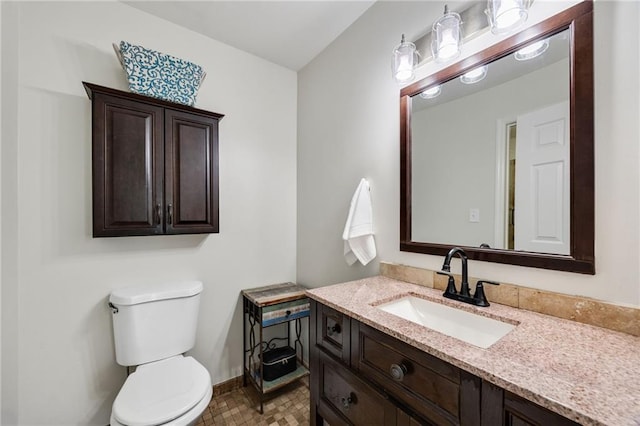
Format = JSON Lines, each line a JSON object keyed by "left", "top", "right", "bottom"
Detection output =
{"left": 110, "top": 356, "right": 212, "bottom": 426}
{"left": 108, "top": 282, "right": 211, "bottom": 426}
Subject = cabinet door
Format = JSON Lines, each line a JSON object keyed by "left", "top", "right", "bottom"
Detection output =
{"left": 481, "top": 382, "right": 579, "bottom": 426}
{"left": 165, "top": 110, "right": 219, "bottom": 234}
{"left": 503, "top": 391, "right": 579, "bottom": 426}
{"left": 397, "top": 407, "right": 434, "bottom": 426}
{"left": 92, "top": 93, "right": 164, "bottom": 237}
{"left": 317, "top": 350, "right": 397, "bottom": 425}
{"left": 316, "top": 303, "right": 351, "bottom": 364}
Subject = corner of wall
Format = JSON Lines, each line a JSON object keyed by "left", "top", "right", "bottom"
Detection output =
{"left": 1, "top": 2, "right": 20, "bottom": 423}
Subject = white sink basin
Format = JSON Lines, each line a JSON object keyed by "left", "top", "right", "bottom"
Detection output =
{"left": 376, "top": 295, "right": 516, "bottom": 348}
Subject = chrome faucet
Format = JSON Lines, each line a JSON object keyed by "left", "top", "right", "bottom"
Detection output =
{"left": 437, "top": 247, "right": 500, "bottom": 307}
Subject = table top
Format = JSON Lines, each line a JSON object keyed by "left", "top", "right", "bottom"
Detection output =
{"left": 242, "top": 282, "right": 307, "bottom": 307}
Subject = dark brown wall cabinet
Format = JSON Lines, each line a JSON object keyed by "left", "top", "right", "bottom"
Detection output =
{"left": 84, "top": 82, "right": 223, "bottom": 237}
{"left": 310, "top": 300, "right": 579, "bottom": 426}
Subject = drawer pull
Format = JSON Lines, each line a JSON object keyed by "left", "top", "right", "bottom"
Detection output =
{"left": 341, "top": 392, "right": 356, "bottom": 409}
{"left": 390, "top": 363, "right": 408, "bottom": 381}
{"left": 327, "top": 323, "right": 341, "bottom": 336}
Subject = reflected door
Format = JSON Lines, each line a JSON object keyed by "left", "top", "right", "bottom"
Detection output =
{"left": 514, "top": 101, "right": 569, "bottom": 254}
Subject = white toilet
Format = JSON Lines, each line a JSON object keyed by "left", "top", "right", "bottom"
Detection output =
{"left": 109, "top": 281, "right": 212, "bottom": 426}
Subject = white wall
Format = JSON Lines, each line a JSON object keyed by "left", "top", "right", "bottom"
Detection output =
{"left": 412, "top": 59, "right": 568, "bottom": 246}
{"left": 2, "top": 0, "right": 638, "bottom": 424}
{"left": 0, "top": 1, "right": 3, "bottom": 420}
{"left": 2, "top": 2, "right": 20, "bottom": 425}
{"left": 297, "top": 0, "right": 640, "bottom": 306}
{"left": 2, "top": 1, "right": 297, "bottom": 424}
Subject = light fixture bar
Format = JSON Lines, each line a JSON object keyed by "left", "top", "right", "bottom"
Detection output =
{"left": 413, "top": 0, "right": 533, "bottom": 66}
{"left": 431, "top": 5, "right": 462, "bottom": 63}
{"left": 392, "top": 34, "right": 418, "bottom": 83}
{"left": 414, "top": 2, "right": 486, "bottom": 65}
{"left": 486, "top": 0, "right": 531, "bottom": 34}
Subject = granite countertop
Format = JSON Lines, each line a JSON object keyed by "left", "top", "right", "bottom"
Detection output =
{"left": 306, "top": 276, "right": 640, "bottom": 426}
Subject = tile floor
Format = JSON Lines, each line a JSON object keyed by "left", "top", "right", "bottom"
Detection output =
{"left": 196, "top": 378, "right": 310, "bottom": 426}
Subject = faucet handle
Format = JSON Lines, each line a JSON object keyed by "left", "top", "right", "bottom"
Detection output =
{"left": 437, "top": 271, "right": 457, "bottom": 296}
{"left": 473, "top": 280, "right": 500, "bottom": 307}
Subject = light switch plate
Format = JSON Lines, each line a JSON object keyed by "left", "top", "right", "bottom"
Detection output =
{"left": 469, "top": 208, "right": 480, "bottom": 223}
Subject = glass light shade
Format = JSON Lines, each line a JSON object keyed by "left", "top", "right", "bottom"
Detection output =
{"left": 486, "top": 0, "right": 528, "bottom": 35}
{"left": 392, "top": 34, "right": 418, "bottom": 83}
{"left": 515, "top": 39, "right": 549, "bottom": 61}
{"left": 460, "top": 65, "right": 488, "bottom": 84}
{"left": 431, "top": 8, "right": 462, "bottom": 63}
{"left": 419, "top": 85, "right": 442, "bottom": 99}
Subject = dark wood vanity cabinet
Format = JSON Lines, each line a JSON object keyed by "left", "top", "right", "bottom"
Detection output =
{"left": 317, "top": 348, "right": 427, "bottom": 426}
{"left": 352, "top": 322, "right": 481, "bottom": 425}
{"left": 317, "top": 349, "right": 398, "bottom": 425}
{"left": 481, "top": 382, "right": 579, "bottom": 426}
{"left": 310, "top": 300, "right": 579, "bottom": 426}
{"left": 316, "top": 303, "right": 351, "bottom": 364}
{"left": 84, "top": 82, "right": 223, "bottom": 237}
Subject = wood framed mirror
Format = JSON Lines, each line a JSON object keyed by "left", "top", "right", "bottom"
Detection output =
{"left": 400, "top": 1, "right": 594, "bottom": 274}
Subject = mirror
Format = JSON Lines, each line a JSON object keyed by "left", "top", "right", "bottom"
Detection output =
{"left": 400, "top": 2, "right": 594, "bottom": 274}
{"left": 412, "top": 29, "right": 570, "bottom": 254}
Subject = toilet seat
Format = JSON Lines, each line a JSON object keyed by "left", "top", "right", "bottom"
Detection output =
{"left": 112, "top": 356, "right": 211, "bottom": 426}
{"left": 110, "top": 386, "right": 212, "bottom": 426}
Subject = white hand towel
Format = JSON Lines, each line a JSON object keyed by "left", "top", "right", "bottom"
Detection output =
{"left": 343, "top": 178, "right": 377, "bottom": 266}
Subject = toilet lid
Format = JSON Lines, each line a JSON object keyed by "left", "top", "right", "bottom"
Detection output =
{"left": 113, "top": 356, "right": 211, "bottom": 426}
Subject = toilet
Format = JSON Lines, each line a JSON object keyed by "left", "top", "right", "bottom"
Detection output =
{"left": 109, "top": 281, "right": 212, "bottom": 426}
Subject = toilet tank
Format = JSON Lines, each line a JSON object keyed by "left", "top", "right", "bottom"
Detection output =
{"left": 109, "top": 281, "right": 203, "bottom": 366}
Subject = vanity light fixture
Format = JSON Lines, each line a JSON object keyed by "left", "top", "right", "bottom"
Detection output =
{"left": 431, "top": 5, "right": 462, "bottom": 63}
{"left": 486, "top": 0, "right": 529, "bottom": 35}
{"left": 392, "top": 34, "right": 418, "bottom": 83}
{"left": 419, "top": 85, "right": 442, "bottom": 99}
{"left": 460, "top": 65, "right": 488, "bottom": 84}
{"left": 514, "top": 38, "right": 549, "bottom": 61}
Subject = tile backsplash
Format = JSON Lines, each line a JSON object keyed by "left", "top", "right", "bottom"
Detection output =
{"left": 380, "top": 262, "right": 640, "bottom": 337}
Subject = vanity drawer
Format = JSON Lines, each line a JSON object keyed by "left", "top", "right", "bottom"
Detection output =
{"left": 315, "top": 302, "right": 351, "bottom": 364}
{"left": 352, "top": 322, "right": 480, "bottom": 425}
{"left": 317, "top": 349, "right": 396, "bottom": 425}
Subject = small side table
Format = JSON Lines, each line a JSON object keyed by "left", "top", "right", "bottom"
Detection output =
{"left": 242, "top": 282, "right": 310, "bottom": 413}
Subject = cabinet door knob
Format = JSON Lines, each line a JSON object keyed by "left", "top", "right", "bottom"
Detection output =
{"left": 341, "top": 392, "right": 356, "bottom": 409}
{"left": 327, "top": 323, "right": 341, "bottom": 336}
{"left": 167, "top": 204, "right": 173, "bottom": 225}
{"left": 390, "top": 363, "right": 408, "bottom": 381}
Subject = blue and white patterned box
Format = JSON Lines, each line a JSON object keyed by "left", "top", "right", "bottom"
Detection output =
{"left": 114, "top": 41, "right": 206, "bottom": 107}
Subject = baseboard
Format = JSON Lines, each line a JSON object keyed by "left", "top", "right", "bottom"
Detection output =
{"left": 212, "top": 375, "right": 244, "bottom": 396}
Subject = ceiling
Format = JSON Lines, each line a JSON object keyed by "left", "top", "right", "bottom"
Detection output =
{"left": 124, "top": 1, "right": 375, "bottom": 71}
